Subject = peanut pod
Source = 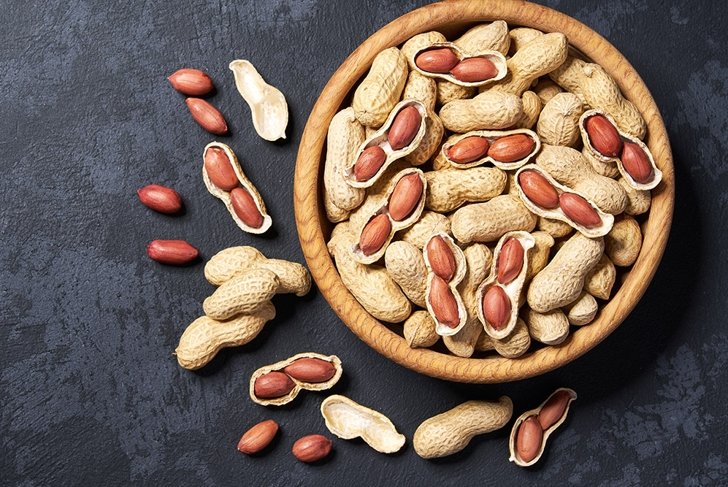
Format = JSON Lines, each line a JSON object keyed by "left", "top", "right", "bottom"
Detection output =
{"left": 439, "top": 91, "right": 523, "bottom": 133}
{"left": 344, "top": 100, "right": 428, "bottom": 188}
{"left": 515, "top": 165, "right": 614, "bottom": 238}
{"left": 249, "top": 352, "right": 343, "bottom": 406}
{"left": 203, "top": 268, "right": 279, "bottom": 320}
{"left": 451, "top": 195, "right": 537, "bottom": 244}
{"left": 175, "top": 302, "right": 276, "bottom": 370}
{"left": 509, "top": 388, "right": 577, "bottom": 467}
{"left": 476, "top": 232, "right": 535, "bottom": 340}
{"left": 412, "top": 42, "right": 507, "bottom": 87}
{"left": 321, "top": 395, "right": 405, "bottom": 454}
{"left": 579, "top": 109, "right": 662, "bottom": 190}
{"left": 202, "top": 142, "right": 272, "bottom": 234}
{"left": 423, "top": 233, "right": 468, "bottom": 336}
{"left": 441, "top": 128, "right": 540, "bottom": 170}
{"left": 424, "top": 166, "right": 506, "bottom": 213}
{"left": 352, "top": 47, "right": 408, "bottom": 128}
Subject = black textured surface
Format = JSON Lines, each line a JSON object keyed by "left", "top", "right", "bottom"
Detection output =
{"left": 2, "top": 1, "right": 727, "bottom": 485}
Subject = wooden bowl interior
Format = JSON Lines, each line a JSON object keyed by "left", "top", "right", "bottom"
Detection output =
{"left": 294, "top": 0, "right": 674, "bottom": 383}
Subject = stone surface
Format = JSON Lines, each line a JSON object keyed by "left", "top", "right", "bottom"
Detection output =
{"left": 1, "top": 0, "right": 727, "bottom": 485}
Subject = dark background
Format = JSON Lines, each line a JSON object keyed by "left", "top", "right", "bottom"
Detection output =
{"left": 2, "top": 0, "right": 727, "bottom": 485}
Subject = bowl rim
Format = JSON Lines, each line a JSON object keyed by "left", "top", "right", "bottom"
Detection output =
{"left": 293, "top": 0, "right": 674, "bottom": 383}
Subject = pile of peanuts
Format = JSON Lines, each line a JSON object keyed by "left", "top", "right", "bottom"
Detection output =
{"left": 324, "top": 21, "right": 659, "bottom": 359}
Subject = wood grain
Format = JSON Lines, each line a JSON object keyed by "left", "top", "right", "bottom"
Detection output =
{"left": 293, "top": 0, "right": 674, "bottom": 383}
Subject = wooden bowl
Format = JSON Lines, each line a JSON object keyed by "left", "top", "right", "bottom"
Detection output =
{"left": 293, "top": 0, "right": 674, "bottom": 383}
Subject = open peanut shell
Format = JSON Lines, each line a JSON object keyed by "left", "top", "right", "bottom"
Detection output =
{"left": 441, "top": 128, "right": 541, "bottom": 170}
{"left": 343, "top": 100, "right": 428, "bottom": 188}
{"left": 229, "top": 60, "right": 288, "bottom": 141}
{"left": 515, "top": 164, "right": 614, "bottom": 238}
{"left": 509, "top": 387, "right": 577, "bottom": 467}
{"left": 249, "top": 352, "right": 343, "bottom": 407}
{"left": 411, "top": 42, "right": 507, "bottom": 87}
{"left": 202, "top": 142, "right": 272, "bottom": 234}
{"left": 321, "top": 394, "right": 406, "bottom": 454}
{"left": 579, "top": 109, "right": 662, "bottom": 190}
{"left": 423, "top": 233, "right": 468, "bottom": 336}
{"left": 476, "top": 231, "right": 535, "bottom": 340}
{"left": 351, "top": 168, "right": 427, "bottom": 264}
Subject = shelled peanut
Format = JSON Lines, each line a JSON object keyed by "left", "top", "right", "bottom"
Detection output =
{"left": 321, "top": 20, "right": 660, "bottom": 360}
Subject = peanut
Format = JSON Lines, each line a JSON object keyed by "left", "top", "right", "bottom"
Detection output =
{"left": 292, "top": 435, "right": 332, "bottom": 463}
{"left": 328, "top": 222, "right": 411, "bottom": 323}
{"left": 137, "top": 184, "right": 183, "bottom": 214}
{"left": 385, "top": 241, "right": 427, "bottom": 308}
{"left": 447, "top": 136, "right": 490, "bottom": 164}
{"left": 254, "top": 371, "right": 295, "bottom": 399}
{"left": 425, "top": 167, "right": 506, "bottom": 213}
{"left": 415, "top": 48, "right": 459, "bottom": 73}
{"left": 527, "top": 233, "right": 603, "bottom": 312}
{"left": 621, "top": 140, "right": 653, "bottom": 184}
{"left": 429, "top": 275, "right": 460, "bottom": 328}
{"left": 413, "top": 397, "right": 513, "bottom": 459}
{"left": 450, "top": 57, "right": 498, "bottom": 83}
{"left": 388, "top": 173, "right": 424, "bottom": 221}
{"left": 237, "top": 419, "right": 279, "bottom": 455}
{"left": 358, "top": 214, "right": 392, "bottom": 256}
{"left": 425, "top": 236, "right": 457, "bottom": 281}
{"left": 487, "top": 133, "right": 536, "bottom": 163}
{"left": 283, "top": 357, "right": 337, "bottom": 383}
{"left": 536, "top": 92, "right": 584, "bottom": 147}
{"left": 558, "top": 192, "right": 602, "bottom": 228}
{"left": 168, "top": 68, "right": 214, "bottom": 96}
{"left": 482, "top": 285, "right": 511, "bottom": 330}
{"left": 352, "top": 47, "right": 408, "bottom": 128}
{"left": 515, "top": 416, "right": 543, "bottom": 463}
{"left": 497, "top": 237, "right": 525, "bottom": 284}
{"left": 204, "top": 146, "right": 239, "bottom": 191}
{"left": 399, "top": 210, "right": 451, "bottom": 249}
{"left": 404, "top": 311, "right": 439, "bottom": 348}
{"left": 451, "top": 195, "right": 537, "bottom": 244}
{"left": 440, "top": 91, "right": 523, "bottom": 133}
{"left": 489, "top": 33, "right": 568, "bottom": 96}
{"left": 584, "top": 113, "right": 623, "bottom": 157}
{"left": 175, "top": 302, "right": 276, "bottom": 370}
{"left": 321, "top": 395, "right": 406, "bottom": 454}
{"left": 536, "top": 144, "right": 627, "bottom": 215}
{"left": 537, "top": 390, "right": 573, "bottom": 430}
{"left": 203, "top": 268, "right": 279, "bottom": 320}
{"left": 584, "top": 254, "right": 616, "bottom": 300}
{"left": 523, "top": 308, "right": 569, "bottom": 345}
{"left": 185, "top": 97, "right": 228, "bottom": 135}
{"left": 565, "top": 291, "right": 598, "bottom": 326}
{"left": 324, "top": 108, "right": 366, "bottom": 222}
{"left": 605, "top": 215, "right": 642, "bottom": 266}
{"left": 518, "top": 169, "right": 559, "bottom": 209}
{"left": 388, "top": 105, "right": 422, "bottom": 150}
{"left": 146, "top": 239, "right": 198, "bottom": 265}
{"left": 230, "top": 187, "right": 264, "bottom": 229}
{"left": 354, "top": 146, "right": 387, "bottom": 182}
{"left": 204, "top": 246, "right": 311, "bottom": 296}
